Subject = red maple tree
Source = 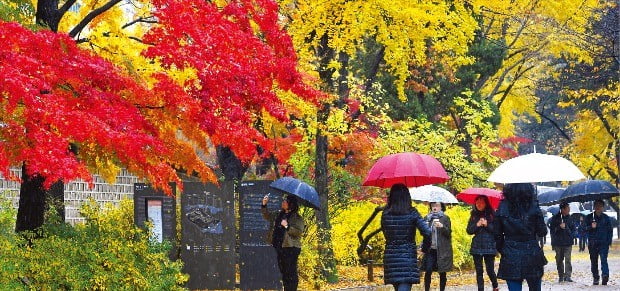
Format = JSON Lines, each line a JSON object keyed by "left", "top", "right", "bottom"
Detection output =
{"left": 1, "top": 0, "right": 323, "bottom": 231}
{"left": 0, "top": 21, "right": 182, "bottom": 192}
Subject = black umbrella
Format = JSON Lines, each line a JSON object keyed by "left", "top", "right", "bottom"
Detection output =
{"left": 560, "top": 180, "right": 619, "bottom": 203}
{"left": 537, "top": 188, "right": 564, "bottom": 206}
{"left": 270, "top": 177, "right": 321, "bottom": 209}
{"left": 546, "top": 205, "right": 560, "bottom": 215}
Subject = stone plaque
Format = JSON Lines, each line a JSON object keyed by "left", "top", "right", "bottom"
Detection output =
{"left": 181, "top": 182, "right": 235, "bottom": 290}
{"left": 238, "top": 180, "right": 283, "bottom": 290}
{"left": 133, "top": 183, "right": 176, "bottom": 244}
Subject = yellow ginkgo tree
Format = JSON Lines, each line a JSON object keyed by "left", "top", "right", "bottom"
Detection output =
{"left": 468, "top": 0, "right": 607, "bottom": 137}
{"left": 277, "top": 0, "right": 480, "bottom": 281}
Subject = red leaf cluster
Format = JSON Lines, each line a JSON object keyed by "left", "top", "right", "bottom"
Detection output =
{"left": 490, "top": 136, "right": 533, "bottom": 159}
{"left": 0, "top": 21, "right": 179, "bottom": 191}
{"left": 143, "top": 0, "right": 323, "bottom": 162}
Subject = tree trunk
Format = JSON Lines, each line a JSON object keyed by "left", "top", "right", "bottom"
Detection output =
{"left": 15, "top": 164, "right": 47, "bottom": 232}
{"left": 314, "top": 105, "right": 337, "bottom": 283}
{"left": 311, "top": 37, "right": 350, "bottom": 284}
{"left": 17, "top": 0, "right": 119, "bottom": 233}
{"left": 216, "top": 145, "right": 248, "bottom": 183}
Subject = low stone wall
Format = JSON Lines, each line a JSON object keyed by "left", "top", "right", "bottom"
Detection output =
{"left": 0, "top": 168, "right": 141, "bottom": 225}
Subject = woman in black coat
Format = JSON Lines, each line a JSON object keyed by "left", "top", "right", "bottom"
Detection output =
{"left": 495, "top": 183, "right": 547, "bottom": 291}
{"left": 467, "top": 195, "right": 499, "bottom": 291}
{"left": 381, "top": 184, "right": 432, "bottom": 291}
{"left": 422, "top": 202, "right": 453, "bottom": 291}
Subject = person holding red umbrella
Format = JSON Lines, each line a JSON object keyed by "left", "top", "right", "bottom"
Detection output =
{"left": 381, "top": 184, "right": 432, "bottom": 291}
{"left": 466, "top": 195, "right": 499, "bottom": 291}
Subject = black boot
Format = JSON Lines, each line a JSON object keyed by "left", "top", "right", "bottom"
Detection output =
{"left": 602, "top": 276, "right": 608, "bottom": 285}
{"left": 593, "top": 277, "right": 599, "bottom": 285}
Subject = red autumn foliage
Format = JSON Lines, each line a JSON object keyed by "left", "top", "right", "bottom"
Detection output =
{"left": 490, "top": 136, "right": 533, "bottom": 159}
{"left": 143, "top": 0, "right": 323, "bottom": 162}
{"left": 0, "top": 21, "right": 180, "bottom": 191}
{"left": 0, "top": 0, "right": 324, "bottom": 192}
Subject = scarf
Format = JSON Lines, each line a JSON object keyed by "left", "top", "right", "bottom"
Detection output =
{"left": 426, "top": 211, "right": 445, "bottom": 249}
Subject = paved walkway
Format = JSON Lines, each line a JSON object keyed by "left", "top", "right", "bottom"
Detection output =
{"left": 434, "top": 244, "right": 619, "bottom": 291}
{"left": 339, "top": 241, "right": 619, "bottom": 291}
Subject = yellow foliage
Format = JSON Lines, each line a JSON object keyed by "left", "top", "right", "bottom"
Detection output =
{"left": 562, "top": 81, "right": 619, "bottom": 181}
{"left": 331, "top": 201, "right": 385, "bottom": 266}
{"left": 470, "top": 0, "right": 606, "bottom": 137}
{"left": 279, "top": 0, "right": 477, "bottom": 100}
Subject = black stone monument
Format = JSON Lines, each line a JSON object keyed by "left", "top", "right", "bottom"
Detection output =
{"left": 181, "top": 181, "right": 235, "bottom": 290}
{"left": 238, "top": 180, "right": 283, "bottom": 290}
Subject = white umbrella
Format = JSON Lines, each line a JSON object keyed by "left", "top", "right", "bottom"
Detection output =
{"left": 488, "top": 153, "right": 585, "bottom": 183}
{"left": 409, "top": 185, "right": 458, "bottom": 204}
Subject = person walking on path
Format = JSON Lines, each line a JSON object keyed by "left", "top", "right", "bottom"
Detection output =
{"left": 466, "top": 195, "right": 499, "bottom": 291}
{"left": 381, "top": 184, "right": 432, "bottom": 291}
{"left": 577, "top": 216, "right": 588, "bottom": 252}
{"left": 495, "top": 183, "right": 548, "bottom": 291}
{"left": 549, "top": 202, "right": 576, "bottom": 282}
{"left": 585, "top": 199, "right": 614, "bottom": 285}
{"left": 421, "top": 201, "right": 454, "bottom": 291}
{"left": 261, "top": 195, "right": 305, "bottom": 291}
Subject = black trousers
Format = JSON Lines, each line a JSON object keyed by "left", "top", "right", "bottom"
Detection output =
{"left": 473, "top": 254, "right": 498, "bottom": 291}
{"left": 424, "top": 249, "right": 447, "bottom": 291}
{"left": 276, "top": 247, "right": 301, "bottom": 291}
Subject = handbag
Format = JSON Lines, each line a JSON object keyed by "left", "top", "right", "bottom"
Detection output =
{"left": 538, "top": 246, "right": 548, "bottom": 266}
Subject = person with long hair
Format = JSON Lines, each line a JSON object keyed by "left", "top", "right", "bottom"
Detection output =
{"left": 261, "top": 195, "right": 305, "bottom": 291}
{"left": 467, "top": 195, "right": 499, "bottom": 291}
{"left": 495, "top": 183, "right": 548, "bottom": 291}
{"left": 381, "top": 184, "right": 432, "bottom": 291}
{"left": 421, "top": 201, "right": 454, "bottom": 291}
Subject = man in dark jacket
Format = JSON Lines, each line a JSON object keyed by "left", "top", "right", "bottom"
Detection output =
{"left": 549, "top": 202, "right": 576, "bottom": 282}
{"left": 585, "top": 199, "right": 614, "bottom": 285}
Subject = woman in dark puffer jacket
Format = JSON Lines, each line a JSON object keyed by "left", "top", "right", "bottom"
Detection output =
{"left": 467, "top": 195, "right": 499, "bottom": 291}
{"left": 381, "top": 184, "right": 432, "bottom": 291}
{"left": 495, "top": 183, "right": 548, "bottom": 291}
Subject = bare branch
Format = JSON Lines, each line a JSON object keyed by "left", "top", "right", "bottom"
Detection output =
{"left": 122, "top": 16, "right": 158, "bottom": 29}
{"left": 69, "top": 0, "right": 123, "bottom": 39}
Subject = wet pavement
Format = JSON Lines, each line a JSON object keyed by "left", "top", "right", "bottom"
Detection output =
{"left": 446, "top": 242, "right": 619, "bottom": 291}
{"left": 340, "top": 240, "right": 619, "bottom": 291}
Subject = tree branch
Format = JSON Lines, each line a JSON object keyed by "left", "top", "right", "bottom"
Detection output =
{"left": 496, "top": 63, "right": 535, "bottom": 108}
{"left": 535, "top": 109, "right": 571, "bottom": 141}
{"left": 58, "top": 0, "right": 77, "bottom": 15}
{"left": 363, "top": 45, "right": 385, "bottom": 94}
{"left": 592, "top": 106, "right": 618, "bottom": 139}
{"left": 68, "top": 0, "right": 123, "bottom": 39}
{"left": 122, "top": 16, "right": 157, "bottom": 29}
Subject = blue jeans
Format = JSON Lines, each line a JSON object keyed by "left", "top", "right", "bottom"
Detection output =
{"left": 393, "top": 283, "right": 412, "bottom": 291}
{"left": 505, "top": 278, "right": 541, "bottom": 291}
{"left": 588, "top": 243, "right": 610, "bottom": 279}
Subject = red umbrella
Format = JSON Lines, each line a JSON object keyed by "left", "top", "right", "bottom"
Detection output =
{"left": 456, "top": 187, "right": 503, "bottom": 210}
{"left": 362, "top": 152, "right": 449, "bottom": 188}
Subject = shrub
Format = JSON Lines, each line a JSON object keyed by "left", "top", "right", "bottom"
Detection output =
{"left": 331, "top": 201, "right": 385, "bottom": 266}
{"left": 323, "top": 201, "right": 474, "bottom": 270}
{"left": 0, "top": 198, "right": 187, "bottom": 289}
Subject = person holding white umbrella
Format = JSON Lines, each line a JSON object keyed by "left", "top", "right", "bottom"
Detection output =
{"left": 421, "top": 201, "right": 454, "bottom": 291}
{"left": 495, "top": 183, "right": 548, "bottom": 291}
